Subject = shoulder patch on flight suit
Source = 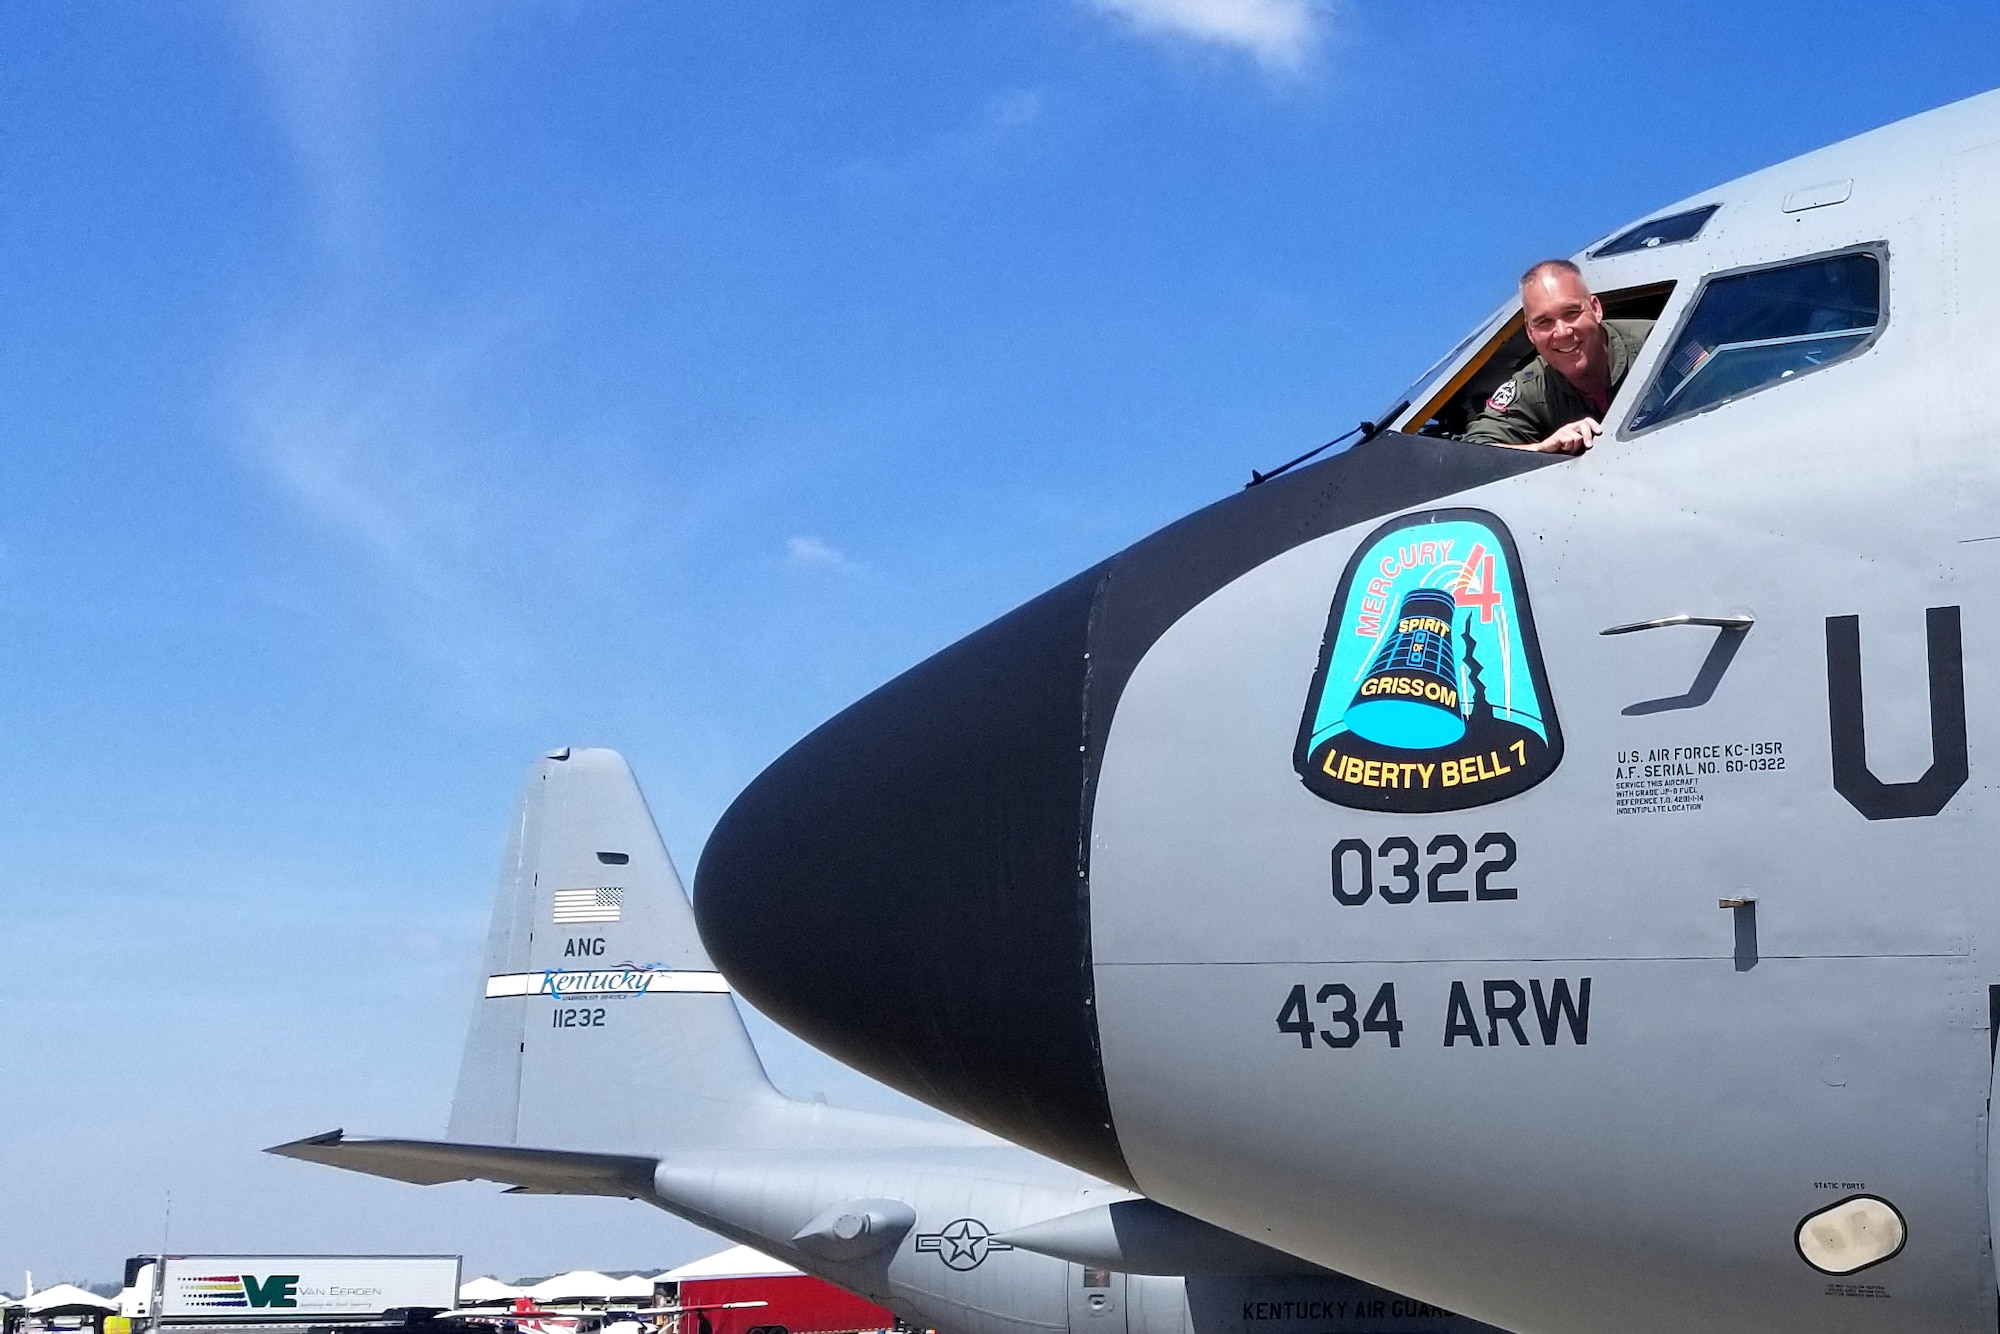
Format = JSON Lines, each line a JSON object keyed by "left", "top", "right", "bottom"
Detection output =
{"left": 1487, "top": 380, "right": 1519, "bottom": 411}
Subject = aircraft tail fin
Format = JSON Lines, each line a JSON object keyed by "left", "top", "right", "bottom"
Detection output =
{"left": 447, "top": 747, "right": 786, "bottom": 1154}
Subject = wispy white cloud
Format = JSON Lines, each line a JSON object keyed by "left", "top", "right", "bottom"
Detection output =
{"left": 984, "top": 88, "right": 1045, "bottom": 133}
{"left": 1087, "top": 0, "right": 1328, "bottom": 70}
{"left": 234, "top": 6, "right": 401, "bottom": 274}
{"left": 930, "top": 87, "right": 1047, "bottom": 160}
{"left": 786, "top": 535, "right": 858, "bottom": 571}
{"left": 224, "top": 7, "right": 600, "bottom": 709}
{"left": 229, "top": 318, "right": 541, "bottom": 705}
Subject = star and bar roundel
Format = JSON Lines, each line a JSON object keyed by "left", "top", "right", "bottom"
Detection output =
{"left": 915, "top": 1218, "right": 1014, "bottom": 1270}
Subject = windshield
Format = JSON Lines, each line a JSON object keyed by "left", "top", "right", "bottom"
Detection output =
{"left": 1629, "top": 248, "right": 1883, "bottom": 431}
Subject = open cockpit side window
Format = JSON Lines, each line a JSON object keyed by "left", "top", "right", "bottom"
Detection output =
{"left": 1401, "top": 283, "right": 1675, "bottom": 440}
{"left": 1625, "top": 244, "right": 1886, "bottom": 434}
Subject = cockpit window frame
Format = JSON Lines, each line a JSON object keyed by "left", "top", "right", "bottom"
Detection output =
{"left": 1397, "top": 311, "right": 1525, "bottom": 435}
{"left": 1617, "top": 240, "right": 1890, "bottom": 442}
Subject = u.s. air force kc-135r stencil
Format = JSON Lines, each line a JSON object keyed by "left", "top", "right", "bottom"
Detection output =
{"left": 1295, "top": 508, "right": 1560, "bottom": 812}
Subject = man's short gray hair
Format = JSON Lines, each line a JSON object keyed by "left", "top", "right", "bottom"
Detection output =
{"left": 1519, "top": 258, "right": 1582, "bottom": 288}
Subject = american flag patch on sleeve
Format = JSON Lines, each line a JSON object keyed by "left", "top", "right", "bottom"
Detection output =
{"left": 552, "top": 886, "right": 623, "bottom": 922}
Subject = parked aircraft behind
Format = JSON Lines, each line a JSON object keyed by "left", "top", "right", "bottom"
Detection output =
{"left": 691, "top": 88, "right": 2000, "bottom": 1334}
{"left": 270, "top": 748, "right": 1499, "bottom": 1334}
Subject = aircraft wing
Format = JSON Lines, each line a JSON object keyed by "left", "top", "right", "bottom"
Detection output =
{"left": 268, "top": 1129, "right": 657, "bottom": 1197}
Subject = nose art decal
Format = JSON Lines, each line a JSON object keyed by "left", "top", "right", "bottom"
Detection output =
{"left": 1295, "top": 508, "right": 1562, "bottom": 812}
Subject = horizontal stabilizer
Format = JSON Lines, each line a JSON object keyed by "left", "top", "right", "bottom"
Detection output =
{"left": 996, "top": 1198, "right": 1328, "bottom": 1276}
{"left": 267, "top": 1129, "right": 656, "bottom": 1198}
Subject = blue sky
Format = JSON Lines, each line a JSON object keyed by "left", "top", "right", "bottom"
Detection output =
{"left": 4, "top": 0, "right": 1998, "bottom": 1289}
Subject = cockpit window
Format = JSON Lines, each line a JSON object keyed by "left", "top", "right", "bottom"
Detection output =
{"left": 1590, "top": 204, "right": 1720, "bottom": 258}
{"left": 1627, "top": 245, "right": 1885, "bottom": 433}
{"left": 1401, "top": 282, "right": 1675, "bottom": 439}
{"left": 1381, "top": 321, "right": 1498, "bottom": 430}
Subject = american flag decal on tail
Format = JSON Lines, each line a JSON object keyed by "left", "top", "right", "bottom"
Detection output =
{"left": 552, "top": 886, "right": 623, "bottom": 922}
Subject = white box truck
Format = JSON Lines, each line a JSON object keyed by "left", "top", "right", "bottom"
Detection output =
{"left": 122, "top": 1257, "right": 461, "bottom": 1325}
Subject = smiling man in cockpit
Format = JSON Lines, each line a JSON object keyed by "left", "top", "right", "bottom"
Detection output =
{"left": 1464, "top": 259, "right": 1653, "bottom": 454}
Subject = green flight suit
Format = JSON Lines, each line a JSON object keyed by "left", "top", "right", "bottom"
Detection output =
{"left": 1462, "top": 318, "right": 1654, "bottom": 447}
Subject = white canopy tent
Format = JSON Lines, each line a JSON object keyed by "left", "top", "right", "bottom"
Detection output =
{"left": 522, "top": 1273, "right": 654, "bottom": 1305}
{"left": 655, "top": 1249, "right": 799, "bottom": 1283}
{"left": 18, "top": 1287, "right": 118, "bottom": 1318}
{"left": 457, "top": 1278, "right": 525, "bottom": 1306}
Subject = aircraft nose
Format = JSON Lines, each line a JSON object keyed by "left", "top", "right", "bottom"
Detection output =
{"left": 693, "top": 560, "right": 1133, "bottom": 1185}
{"left": 693, "top": 434, "right": 1553, "bottom": 1190}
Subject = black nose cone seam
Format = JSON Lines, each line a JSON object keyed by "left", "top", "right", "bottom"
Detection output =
{"left": 697, "top": 560, "right": 1125, "bottom": 1181}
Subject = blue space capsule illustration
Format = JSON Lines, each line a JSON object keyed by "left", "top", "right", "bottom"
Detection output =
{"left": 1341, "top": 587, "right": 1467, "bottom": 749}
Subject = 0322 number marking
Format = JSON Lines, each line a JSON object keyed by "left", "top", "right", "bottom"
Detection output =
{"left": 1331, "top": 832, "right": 1517, "bottom": 905}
